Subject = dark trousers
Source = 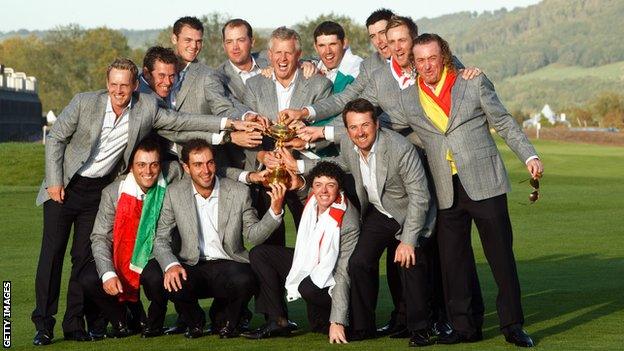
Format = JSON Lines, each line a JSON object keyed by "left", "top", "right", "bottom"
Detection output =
{"left": 77, "top": 261, "right": 145, "bottom": 330}
{"left": 32, "top": 174, "right": 111, "bottom": 333}
{"left": 250, "top": 184, "right": 303, "bottom": 246}
{"left": 384, "top": 240, "right": 406, "bottom": 325}
{"left": 349, "top": 207, "right": 431, "bottom": 333}
{"left": 437, "top": 176, "right": 522, "bottom": 336}
{"left": 249, "top": 244, "right": 332, "bottom": 332}
{"left": 169, "top": 260, "right": 256, "bottom": 328}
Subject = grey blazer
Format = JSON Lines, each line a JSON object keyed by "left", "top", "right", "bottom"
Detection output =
{"left": 153, "top": 177, "right": 282, "bottom": 269}
{"left": 36, "top": 90, "right": 224, "bottom": 205}
{"left": 398, "top": 74, "right": 538, "bottom": 209}
{"left": 224, "top": 69, "right": 332, "bottom": 178}
{"left": 90, "top": 162, "right": 183, "bottom": 278}
{"left": 216, "top": 52, "right": 269, "bottom": 102}
{"left": 302, "top": 128, "right": 435, "bottom": 247}
{"left": 327, "top": 198, "right": 359, "bottom": 326}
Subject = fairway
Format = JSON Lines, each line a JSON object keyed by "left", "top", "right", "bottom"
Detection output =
{"left": 0, "top": 138, "right": 623, "bottom": 350}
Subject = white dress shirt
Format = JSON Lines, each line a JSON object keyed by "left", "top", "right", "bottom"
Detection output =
{"left": 192, "top": 178, "right": 232, "bottom": 261}
{"left": 77, "top": 97, "right": 131, "bottom": 178}
{"left": 355, "top": 136, "right": 392, "bottom": 218}
{"left": 274, "top": 70, "right": 298, "bottom": 114}
{"left": 230, "top": 57, "right": 261, "bottom": 85}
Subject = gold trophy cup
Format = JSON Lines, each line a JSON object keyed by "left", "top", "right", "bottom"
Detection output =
{"left": 262, "top": 121, "right": 297, "bottom": 188}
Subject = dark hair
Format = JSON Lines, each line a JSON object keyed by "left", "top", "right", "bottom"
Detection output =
{"left": 222, "top": 18, "right": 253, "bottom": 40}
{"left": 173, "top": 16, "right": 204, "bottom": 36}
{"left": 180, "top": 138, "right": 213, "bottom": 164}
{"left": 313, "top": 21, "right": 345, "bottom": 42}
{"left": 307, "top": 161, "right": 346, "bottom": 190}
{"left": 386, "top": 15, "right": 418, "bottom": 41}
{"left": 414, "top": 33, "right": 456, "bottom": 73}
{"left": 341, "top": 98, "right": 377, "bottom": 126}
{"left": 129, "top": 136, "right": 161, "bottom": 165}
{"left": 106, "top": 57, "right": 138, "bottom": 82}
{"left": 142, "top": 46, "right": 178, "bottom": 72}
{"left": 365, "top": 8, "right": 395, "bottom": 28}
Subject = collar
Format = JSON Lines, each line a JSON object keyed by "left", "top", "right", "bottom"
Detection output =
{"left": 272, "top": 70, "right": 298, "bottom": 89}
{"left": 352, "top": 132, "right": 380, "bottom": 157}
{"left": 229, "top": 56, "right": 260, "bottom": 75}
{"left": 105, "top": 96, "right": 132, "bottom": 115}
{"left": 192, "top": 177, "right": 220, "bottom": 200}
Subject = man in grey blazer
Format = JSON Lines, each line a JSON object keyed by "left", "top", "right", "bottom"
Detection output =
{"left": 399, "top": 33, "right": 544, "bottom": 347}
{"left": 153, "top": 139, "right": 287, "bottom": 339}
{"left": 79, "top": 137, "right": 182, "bottom": 338}
{"left": 32, "top": 58, "right": 258, "bottom": 346}
{"left": 243, "top": 162, "right": 359, "bottom": 343}
{"left": 281, "top": 98, "right": 437, "bottom": 347}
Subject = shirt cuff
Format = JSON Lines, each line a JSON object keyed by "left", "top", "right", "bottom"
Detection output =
{"left": 305, "top": 106, "right": 316, "bottom": 120}
{"left": 324, "top": 126, "right": 335, "bottom": 142}
{"left": 242, "top": 111, "right": 256, "bottom": 120}
{"left": 101, "top": 271, "right": 117, "bottom": 283}
{"left": 268, "top": 207, "right": 284, "bottom": 220}
{"left": 525, "top": 155, "right": 539, "bottom": 164}
{"left": 296, "top": 160, "right": 305, "bottom": 174}
{"left": 212, "top": 131, "right": 225, "bottom": 145}
{"left": 165, "top": 262, "right": 181, "bottom": 272}
{"left": 238, "top": 171, "right": 251, "bottom": 184}
{"left": 220, "top": 117, "right": 228, "bottom": 130}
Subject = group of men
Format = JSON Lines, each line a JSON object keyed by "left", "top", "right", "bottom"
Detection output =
{"left": 31, "top": 8, "right": 543, "bottom": 349}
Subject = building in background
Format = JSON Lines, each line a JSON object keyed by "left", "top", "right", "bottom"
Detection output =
{"left": 0, "top": 64, "right": 42, "bottom": 142}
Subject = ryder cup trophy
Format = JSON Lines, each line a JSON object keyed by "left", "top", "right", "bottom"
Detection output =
{"left": 262, "top": 119, "right": 297, "bottom": 188}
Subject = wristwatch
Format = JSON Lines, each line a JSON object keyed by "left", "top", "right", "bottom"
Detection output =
{"left": 222, "top": 130, "right": 232, "bottom": 145}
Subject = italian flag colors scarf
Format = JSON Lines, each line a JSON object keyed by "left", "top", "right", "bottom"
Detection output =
{"left": 112, "top": 172, "right": 167, "bottom": 302}
{"left": 418, "top": 67, "right": 458, "bottom": 174}
{"left": 285, "top": 191, "right": 347, "bottom": 301}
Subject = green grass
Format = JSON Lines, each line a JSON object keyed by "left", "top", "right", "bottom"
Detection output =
{"left": 504, "top": 61, "right": 624, "bottom": 83}
{"left": 1, "top": 139, "right": 623, "bottom": 350}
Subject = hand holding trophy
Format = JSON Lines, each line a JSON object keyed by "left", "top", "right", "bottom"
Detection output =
{"left": 261, "top": 112, "right": 298, "bottom": 188}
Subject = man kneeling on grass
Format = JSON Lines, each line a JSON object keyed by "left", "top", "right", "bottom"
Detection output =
{"left": 242, "top": 161, "right": 360, "bottom": 344}
{"left": 80, "top": 136, "right": 182, "bottom": 338}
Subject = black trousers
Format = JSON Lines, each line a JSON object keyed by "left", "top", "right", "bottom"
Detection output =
{"left": 437, "top": 176, "right": 522, "bottom": 336}
{"left": 169, "top": 260, "right": 256, "bottom": 328}
{"left": 32, "top": 174, "right": 111, "bottom": 333}
{"left": 249, "top": 244, "right": 332, "bottom": 332}
{"left": 77, "top": 261, "right": 146, "bottom": 330}
{"left": 250, "top": 184, "right": 303, "bottom": 246}
{"left": 349, "top": 207, "right": 432, "bottom": 333}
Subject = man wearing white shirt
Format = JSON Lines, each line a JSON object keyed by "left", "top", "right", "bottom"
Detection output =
{"left": 153, "top": 139, "right": 287, "bottom": 339}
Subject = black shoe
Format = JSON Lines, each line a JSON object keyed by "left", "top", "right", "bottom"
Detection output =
{"left": 63, "top": 330, "right": 93, "bottom": 342}
{"left": 409, "top": 329, "right": 433, "bottom": 347}
{"left": 219, "top": 322, "right": 240, "bottom": 339}
{"left": 33, "top": 330, "right": 53, "bottom": 346}
{"left": 163, "top": 324, "right": 187, "bottom": 335}
{"left": 431, "top": 321, "right": 453, "bottom": 338}
{"left": 184, "top": 326, "right": 204, "bottom": 339}
{"left": 241, "top": 320, "right": 296, "bottom": 339}
{"left": 141, "top": 326, "right": 164, "bottom": 338}
{"left": 505, "top": 328, "right": 535, "bottom": 347}
{"left": 436, "top": 330, "right": 482, "bottom": 344}
{"left": 377, "top": 320, "right": 407, "bottom": 336}
{"left": 349, "top": 329, "right": 376, "bottom": 341}
{"left": 108, "top": 322, "right": 133, "bottom": 339}
{"left": 88, "top": 327, "right": 107, "bottom": 341}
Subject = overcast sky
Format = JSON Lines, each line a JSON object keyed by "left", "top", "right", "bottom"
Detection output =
{"left": 2, "top": 0, "right": 542, "bottom": 31}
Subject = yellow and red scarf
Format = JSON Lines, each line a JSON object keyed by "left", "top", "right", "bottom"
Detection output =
{"left": 417, "top": 67, "right": 458, "bottom": 174}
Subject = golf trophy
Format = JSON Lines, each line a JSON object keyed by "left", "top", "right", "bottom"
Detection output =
{"left": 262, "top": 118, "right": 297, "bottom": 188}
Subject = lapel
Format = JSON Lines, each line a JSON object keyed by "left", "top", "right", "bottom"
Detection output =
{"left": 217, "top": 178, "right": 232, "bottom": 237}
{"left": 181, "top": 177, "right": 201, "bottom": 240}
{"left": 224, "top": 61, "right": 246, "bottom": 99}
{"left": 446, "top": 76, "right": 467, "bottom": 133}
{"left": 88, "top": 92, "right": 108, "bottom": 151}
{"left": 263, "top": 76, "right": 279, "bottom": 120}
{"left": 123, "top": 93, "right": 142, "bottom": 164}
{"left": 175, "top": 61, "right": 199, "bottom": 111}
{"left": 345, "top": 139, "right": 368, "bottom": 212}
{"left": 288, "top": 69, "right": 307, "bottom": 109}
{"left": 374, "top": 130, "right": 389, "bottom": 197}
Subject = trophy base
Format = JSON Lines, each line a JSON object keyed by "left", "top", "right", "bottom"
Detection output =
{"left": 262, "top": 167, "right": 292, "bottom": 189}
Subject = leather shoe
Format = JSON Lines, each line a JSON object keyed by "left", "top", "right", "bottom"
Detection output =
{"left": 63, "top": 330, "right": 93, "bottom": 342}
{"left": 505, "top": 328, "right": 535, "bottom": 347}
{"left": 163, "top": 324, "right": 186, "bottom": 335}
{"left": 431, "top": 321, "right": 453, "bottom": 338}
{"left": 141, "top": 327, "right": 164, "bottom": 338}
{"left": 218, "top": 322, "right": 240, "bottom": 339}
{"left": 108, "top": 322, "right": 133, "bottom": 339}
{"left": 409, "top": 329, "right": 433, "bottom": 347}
{"left": 33, "top": 330, "right": 53, "bottom": 346}
{"left": 241, "top": 320, "right": 296, "bottom": 339}
{"left": 377, "top": 320, "right": 408, "bottom": 337}
{"left": 184, "top": 326, "right": 204, "bottom": 339}
{"left": 436, "top": 330, "right": 482, "bottom": 344}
